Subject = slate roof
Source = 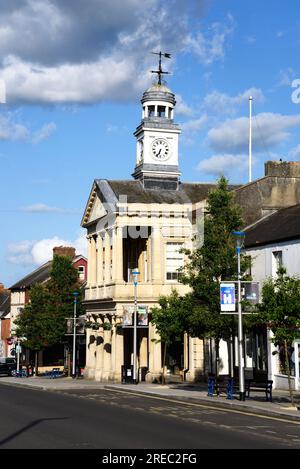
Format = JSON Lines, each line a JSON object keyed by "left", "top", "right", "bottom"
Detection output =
{"left": 9, "top": 255, "right": 85, "bottom": 290}
{"left": 245, "top": 203, "right": 300, "bottom": 248}
{"left": 0, "top": 291, "right": 10, "bottom": 318}
{"left": 10, "top": 261, "right": 52, "bottom": 290}
{"left": 98, "top": 180, "right": 240, "bottom": 205}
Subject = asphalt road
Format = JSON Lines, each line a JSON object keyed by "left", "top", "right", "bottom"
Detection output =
{"left": 1, "top": 383, "right": 300, "bottom": 449}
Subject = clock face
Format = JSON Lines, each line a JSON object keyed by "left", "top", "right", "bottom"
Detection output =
{"left": 151, "top": 138, "right": 170, "bottom": 161}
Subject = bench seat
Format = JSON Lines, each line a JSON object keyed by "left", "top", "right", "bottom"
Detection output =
{"left": 245, "top": 379, "right": 273, "bottom": 402}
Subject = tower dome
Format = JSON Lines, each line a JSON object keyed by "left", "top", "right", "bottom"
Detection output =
{"left": 141, "top": 83, "right": 176, "bottom": 106}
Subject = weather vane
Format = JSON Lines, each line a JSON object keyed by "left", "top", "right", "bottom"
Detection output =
{"left": 151, "top": 51, "right": 171, "bottom": 85}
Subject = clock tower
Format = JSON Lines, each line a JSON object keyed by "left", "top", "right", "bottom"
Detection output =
{"left": 132, "top": 81, "right": 181, "bottom": 190}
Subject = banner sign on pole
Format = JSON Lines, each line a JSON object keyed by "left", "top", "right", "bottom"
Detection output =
{"left": 220, "top": 283, "right": 236, "bottom": 312}
{"left": 122, "top": 305, "right": 149, "bottom": 327}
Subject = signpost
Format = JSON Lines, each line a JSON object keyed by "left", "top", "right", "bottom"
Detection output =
{"left": 220, "top": 281, "right": 259, "bottom": 314}
{"left": 220, "top": 283, "right": 236, "bottom": 312}
{"left": 16, "top": 339, "right": 21, "bottom": 375}
{"left": 220, "top": 279, "right": 259, "bottom": 401}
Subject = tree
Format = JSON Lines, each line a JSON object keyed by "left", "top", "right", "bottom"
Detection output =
{"left": 180, "top": 176, "right": 250, "bottom": 376}
{"left": 151, "top": 290, "right": 193, "bottom": 384}
{"left": 15, "top": 254, "right": 81, "bottom": 373}
{"left": 250, "top": 268, "right": 300, "bottom": 406}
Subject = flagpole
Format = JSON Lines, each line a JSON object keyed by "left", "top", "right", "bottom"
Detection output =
{"left": 249, "top": 96, "right": 253, "bottom": 183}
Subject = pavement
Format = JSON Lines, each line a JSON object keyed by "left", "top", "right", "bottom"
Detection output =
{"left": 1, "top": 375, "right": 300, "bottom": 422}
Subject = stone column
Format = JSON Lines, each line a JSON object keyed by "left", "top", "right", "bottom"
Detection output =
{"left": 85, "top": 327, "right": 97, "bottom": 379}
{"left": 110, "top": 316, "right": 116, "bottom": 381}
{"left": 102, "top": 324, "right": 112, "bottom": 382}
{"left": 146, "top": 321, "right": 161, "bottom": 382}
{"left": 104, "top": 231, "right": 111, "bottom": 285}
{"left": 87, "top": 237, "right": 92, "bottom": 286}
{"left": 90, "top": 235, "right": 97, "bottom": 285}
{"left": 139, "top": 333, "right": 148, "bottom": 368}
{"left": 97, "top": 235, "right": 103, "bottom": 286}
{"left": 94, "top": 324, "right": 104, "bottom": 381}
{"left": 186, "top": 337, "right": 204, "bottom": 382}
{"left": 112, "top": 226, "right": 123, "bottom": 283}
{"left": 151, "top": 226, "right": 163, "bottom": 284}
{"left": 114, "top": 318, "right": 124, "bottom": 383}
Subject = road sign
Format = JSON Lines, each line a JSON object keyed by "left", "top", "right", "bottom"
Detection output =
{"left": 220, "top": 283, "right": 236, "bottom": 311}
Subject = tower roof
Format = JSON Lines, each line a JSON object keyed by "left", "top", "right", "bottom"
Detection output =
{"left": 141, "top": 83, "right": 176, "bottom": 105}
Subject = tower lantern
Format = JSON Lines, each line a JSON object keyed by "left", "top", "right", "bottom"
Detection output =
{"left": 132, "top": 52, "right": 181, "bottom": 191}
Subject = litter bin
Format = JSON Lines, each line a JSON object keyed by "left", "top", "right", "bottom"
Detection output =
{"left": 121, "top": 365, "right": 134, "bottom": 383}
{"left": 139, "top": 366, "right": 148, "bottom": 382}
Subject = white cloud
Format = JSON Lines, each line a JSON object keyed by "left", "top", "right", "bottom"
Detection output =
{"left": 175, "top": 94, "right": 193, "bottom": 117}
{"left": 0, "top": 78, "right": 6, "bottom": 103}
{"left": 246, "top": 36, "right": 256, "bottom": 44}
{"left": 0, "top": 114, "right": 29, "bottom": 141}
{"left": 0, "top": 112, "right": 56, "bottom": 143}
{"left": 105, "top": 124, "right": 128, "bottom": 135}
{"left": 2, "top": 54, "right": 150, "bottom": 104}
{"left": 288, "top": 144, "right": 300, "bottom": 160}
{"left": 203, "top": 87, "right": 265, "bottom": 116}
{"left": 7, "top": 232, "right": 87, "bottom": 266}
{"left": 21, "top": 203, "right": 74, "bottom": 213}
{"left": 184, "top": 14, "right": 234, "bottom": 66}
{"left": 0, "top": 1, "right": 231, "bottom": 104}
{"left": 181, "top": 115, "right": 208, "bottom": 133}
{"left": 278, "top": 68, "right": 296, "bottom": 87}
{"left": 32, "top": 122, "right": 56, "bottom": 144}
{"left": 197, "top": 154, "right": 248, "bottom": 177}
{"left": 208, "top": 112, "right": 300, "bottom": 154}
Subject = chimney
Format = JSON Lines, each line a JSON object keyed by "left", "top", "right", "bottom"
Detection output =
{"left": 53, "top": 246, "right": 76, "bottom": 259}
{"left": 0, "top": 283, "right": 10, "bottom": 294}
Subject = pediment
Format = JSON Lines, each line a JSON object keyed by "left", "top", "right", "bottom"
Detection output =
{"left": 81, "top": 183, "right": 108, "bottom": 227}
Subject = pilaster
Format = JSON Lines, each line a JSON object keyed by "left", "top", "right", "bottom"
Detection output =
{"left": 151, "top": 226, "right": 163, "bottom": 284}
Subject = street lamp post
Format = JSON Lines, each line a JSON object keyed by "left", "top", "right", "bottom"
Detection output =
{"left": 72, "top": 291, "right": 79, "bottom": 378}
{"left": 132, "top": 270, "right": 140, "bottom": 385}
{"left": 16, "top": 338, "right": 20, "bottom": 375}
{"left": 232, "top": 231, "right": 246, "bottom": 401}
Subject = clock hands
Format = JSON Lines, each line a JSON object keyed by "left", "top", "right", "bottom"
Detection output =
{"left": 157, "top": 148, "right": 162, "bottom": 157}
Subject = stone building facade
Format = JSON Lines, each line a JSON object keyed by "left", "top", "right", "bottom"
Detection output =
{"left": 81, "top": 82, "right": 221, "bottom": 382}
{"left": 81, "top": 76, "right": 300, "bottom": 383}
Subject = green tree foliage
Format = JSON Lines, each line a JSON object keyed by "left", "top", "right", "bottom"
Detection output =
{"left": 151, "top": 289, "right": 193, "bottom": 383}
{"left": 181, "top": 176, "right": 250, "bottom": 345}
{"left": 15, "top": 254, "right": 81, "bottom": 352}
{"left": 250, "top": 268, "right": 300, "bottom": 405}
{"left": 151, "top": 177, "right": 251, "bottom": 377}
{"left": 151, "top": 290, "right": 192, "bottom": 345}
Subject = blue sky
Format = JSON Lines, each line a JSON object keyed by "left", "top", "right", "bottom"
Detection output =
{"left": 1, "top": 0, "right": 300, "bottom": 285}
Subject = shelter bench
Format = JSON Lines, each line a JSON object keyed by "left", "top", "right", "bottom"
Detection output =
{"left": 245, "top": 379, "right": 273, "bottom": 402}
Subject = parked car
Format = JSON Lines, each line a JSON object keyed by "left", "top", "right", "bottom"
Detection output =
{"left": 0, "top": 358, "right": 17, "bottom": 376}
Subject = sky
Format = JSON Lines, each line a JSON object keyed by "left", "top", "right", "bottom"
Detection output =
{"left": 1, "top": 0, "right": 300, "bottom": 286}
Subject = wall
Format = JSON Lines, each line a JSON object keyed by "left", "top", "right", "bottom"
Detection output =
{"left": 247, "top": 239, "right": 300, "bottom": 285}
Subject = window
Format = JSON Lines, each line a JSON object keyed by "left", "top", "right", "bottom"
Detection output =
{"left": 272, "top": 250, "right": 283, "bottom": 277}
{"left": 165, "top": 243, "right": 184, "bottom": 281}
{"left": 157, "top": 106, "right": 166, "bottom": 117}
{"left": 78, "top": 265, "right": 85, "bottom": 280}
{"left": 148, "top": 106, "right": 155, "bottom": 117}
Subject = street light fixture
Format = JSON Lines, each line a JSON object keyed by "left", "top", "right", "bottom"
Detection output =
{"left": 232, "top": 230, "right": 246, "bottom": 401}
{"left": 132, "top": 270, "right": 140, "bottom": 385}
{"left": 72, "top": 291, "right": 79, "bottom": 379}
